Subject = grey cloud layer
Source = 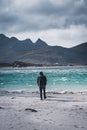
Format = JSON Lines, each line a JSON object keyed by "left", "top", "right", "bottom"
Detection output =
{"left": 0, "top": 0, "right": 87, "bottom": 33}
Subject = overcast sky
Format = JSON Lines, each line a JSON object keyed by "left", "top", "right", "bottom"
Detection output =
{"left": 0, "top": 0, "right": 87, "bottom": 47}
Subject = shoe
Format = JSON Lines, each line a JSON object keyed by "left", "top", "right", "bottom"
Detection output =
{"left": 44, "top": 96, "right": 47, "bottom": 99}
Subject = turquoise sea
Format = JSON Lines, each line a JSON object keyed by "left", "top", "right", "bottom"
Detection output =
{"left": 0, "top": 66, "right": 87, "bottom": 93}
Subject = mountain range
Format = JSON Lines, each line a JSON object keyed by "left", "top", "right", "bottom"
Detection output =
{"left": 0, "top": 34, "right": 87, "bottom": 66}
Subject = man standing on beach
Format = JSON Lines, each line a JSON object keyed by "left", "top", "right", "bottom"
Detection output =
{"left": 37, "top": 72, "right": 47, "bottom": 100}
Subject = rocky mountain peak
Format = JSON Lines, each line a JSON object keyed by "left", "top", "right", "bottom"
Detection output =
{"left": 35, "top": 38, "right": 48, "bottom": 46}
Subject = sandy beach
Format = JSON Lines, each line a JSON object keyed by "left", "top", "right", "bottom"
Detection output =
{"left": 0, "top": 91, "right": 87, "bottom": 130}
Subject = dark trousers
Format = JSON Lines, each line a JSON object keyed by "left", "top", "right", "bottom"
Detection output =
{"left": 39, "top": 86, "right": 46, "bottom": 100}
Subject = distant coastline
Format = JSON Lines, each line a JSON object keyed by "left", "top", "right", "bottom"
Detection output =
{"left": 0, "top": 61, "right": 87, "bottom": 67}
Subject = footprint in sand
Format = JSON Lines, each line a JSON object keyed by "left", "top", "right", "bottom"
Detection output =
{"left": 59, "top": 124, "right": 63, "bottom": 126}
{"left": 0, "top": 106, "right": 4, "bottom": 109}
{"left": 43, "top": 119, "right": 48, "bottom": 122}
{"left": 79, "top": 107, "right": 83, "bottom": 110}
{"left": 9, "top": 126, "right": 14, "bottom": 129}
{"left": 74, "top": 125, "right": 79, "bottom": 128}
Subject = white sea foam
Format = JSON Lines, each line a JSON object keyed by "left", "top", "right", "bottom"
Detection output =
{"left": 61, "top": 77, "right": 67, "bottom": 81}
{"left": 0, "top": 89, "right": 87, "bottom": 97}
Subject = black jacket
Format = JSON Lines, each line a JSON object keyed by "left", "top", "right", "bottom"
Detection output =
{"left": 37, "top": 75, "right": 47, "bottom": 87}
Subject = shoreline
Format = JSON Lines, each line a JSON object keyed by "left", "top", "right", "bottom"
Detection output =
{"left": 0, "top": 89, "right": 87, "bottom": 96}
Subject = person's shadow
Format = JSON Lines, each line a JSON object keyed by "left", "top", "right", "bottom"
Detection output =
{"left": 46, "top": 96, "right": 85, "bottom": 102}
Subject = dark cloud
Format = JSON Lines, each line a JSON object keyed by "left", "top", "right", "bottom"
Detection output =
{"left": 0, "top": 0, "right": 87, "bottom": 32}
{"left": 0, "top": 0, "right": 87, "bottom": 47}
